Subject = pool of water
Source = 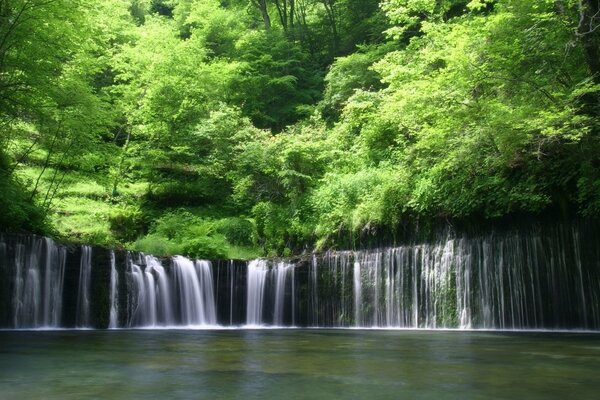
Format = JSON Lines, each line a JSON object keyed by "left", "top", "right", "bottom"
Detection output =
{"left": 0, "top": 329, "right": 599, "bottom": 399}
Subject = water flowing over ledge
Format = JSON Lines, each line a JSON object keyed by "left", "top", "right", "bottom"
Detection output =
{"left": 1, "top": 220, "right": 599, "bottom": 330}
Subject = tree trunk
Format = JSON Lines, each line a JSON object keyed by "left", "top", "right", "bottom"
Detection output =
{"left": 252, "top": 0, "right": 272, "bottom": 30}
{"left": 274, "top": 0, "right": 288, "bottom": 30}
{"left": 322, "top": 0, "right": 339, "bottom": 54}
{"left": 578, "top": 0, "right": 600, "bottom": 83}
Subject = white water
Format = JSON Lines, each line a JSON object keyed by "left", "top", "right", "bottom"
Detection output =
{"left": 312, "top": 227, "right": 600, "bottom": 329}
{"left": 127, "top": 255, "right": 216, "bottom": 327}
{"left": 129, "top": 263, "right": 146, "bottom": 325}
{"left": 309, "top": 255, "right": 319, "bottom": 326}
{"left": 108, "top": 251, "right": 119, "bottom": 328}
{"left": 42, "top": 238, "right": 66, "bottom": 327}
{"left": 172, "top": 257, "right": 216, "bottom": 325}
{"left": 148, "top": 256, "right": 173, "bottom": 325}
{"left": 2, "top": 222, "right": 600, "bottom": 330}
{"left": 353, "top": 261, "right": 362, "bottom": 327}
{"left": 11, "top": 237, "right": 66, "bottom": 328}
{"left": 195, "top": 260, "right": 217, "bottom": 325}
{"left": 244, "top": 260, "right": 298, "bottom": 327}
{"left": 273, "top": 262, "right": 294, "bottom": 326}
{"left": 76, "top": 246, "right": 92, "bottom": 327}
{"left": 246, "top": 259, "right": 268, "bottom": 326}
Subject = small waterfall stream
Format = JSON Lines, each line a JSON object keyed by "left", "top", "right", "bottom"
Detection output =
{"left": 108, "top": 251, "right": 119, "bottom": 329}
{"left": 353, "top": 261, "right": 362, "bottom": 327}
{"left": 76, "top": 246, "right": 92, "bottom": 328}
{"left": 172, "top": 257, "right": 216, "bottom": 326}
{"left": 246, "top": 259, "right": 268, "bottom": 326}
{"left": 273, "top": 262, "right": 294, "bottom": 326}
{"left": 1, "top": 221, "right": 599, "bottom": 330}
{"left": 195, "top": 260, "right": 217, "bottom": 325}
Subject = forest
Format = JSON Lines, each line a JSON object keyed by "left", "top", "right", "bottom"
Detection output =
{"left": 1, "top": 0, "right": 599, "bottom": 258}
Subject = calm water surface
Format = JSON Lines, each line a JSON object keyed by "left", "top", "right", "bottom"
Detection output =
{"left": 0, "top": 329, "right": 599, "bottom": 399}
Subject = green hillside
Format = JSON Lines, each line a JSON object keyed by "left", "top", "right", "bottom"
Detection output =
{"left": 1, "top": 0, "right": 599, "bottom": 258}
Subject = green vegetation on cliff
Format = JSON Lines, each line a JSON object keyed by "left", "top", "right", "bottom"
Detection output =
{"left": 1, "top": 0, "right": 600, "bottom": 257}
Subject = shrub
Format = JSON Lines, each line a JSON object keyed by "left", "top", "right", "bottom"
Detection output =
{"left": 108, "top": 205, "right": 145, "bottom": 242}
{"left": 180, "top": 235, "right": 228, "bottom": 259}
{"left": 132, "top": 234, "right": 178, "bottom": 256}
{"left": 214, "top": 217, "right": 255, "bottom": 246}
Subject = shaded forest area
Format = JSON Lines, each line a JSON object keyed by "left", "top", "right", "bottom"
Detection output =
{"left": 1, "top": 0, "right": 600, "bottom": 258}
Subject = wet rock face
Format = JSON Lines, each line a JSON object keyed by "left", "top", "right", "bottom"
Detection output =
{"left": 1, "top": 219, "right": 600, "bottom": 330}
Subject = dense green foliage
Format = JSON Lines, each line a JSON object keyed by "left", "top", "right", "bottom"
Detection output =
{"left": 1, "top": 0, "right": 600, "bottom": 257}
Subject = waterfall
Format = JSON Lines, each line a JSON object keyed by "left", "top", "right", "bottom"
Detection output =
{"left": 2, "top": 220, "right": 600, "bottom": 330}
{"left": 128, "top": 262, "right": 146, "bottom": 326}
{"left": 353, "top": 261, "right": 362, "bottom": 327}
{"left": 126, "top": 255, "right": 216, "bottom": 327}
{"left": 172, "top": 257, "right": 216, "bottom": 326}
{"left": 9, "top": 236, "right": 66, "bottom": 328}
{"left": 291, "top": 264, "right": 296, "bottom": 326}
{"left": 309, "top": 255, "right": 319, "bottom": 326}
{"left": 246, "top": 259, "right": 268, "bottom": 326}
{"left": 244, "top": 260, "right": 297, "bottom": 327}
{"left": 129, "top": 256, "right": 171, "bottom": 327}
{"left": 41, "top": 238, "right": 65, "bottom": 327}
{"left": 229, "top": 260, "right": 236, "bottom": 325}
{"left": 143, "top": 262, "right": 157, "bottom": 325}
{"left": 76, "top": 246, "right": 92, "bottom": 328}
{"left": 293, "top": 223, "right": 600, "bottom": 329}
{"left": 148, "top": 256, "right": 173, "bottom": 325}
{"left": 273, "top": 262, "right": 293, "bottom": 326}
{"left": 108, "top": 251, "right": 119, "bottom": 329}
{"left": 456, "top": 239, "right": 472, "bottom": 329}
{"left": 195, "top": 260, "right": 217, "bottom": 325}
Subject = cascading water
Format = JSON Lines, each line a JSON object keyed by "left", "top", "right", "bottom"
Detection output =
{"left": 76, "top": 246, "right": 92, "bottom": 328}
{"left": 1, "top": 221, "right": 600, "bottom": 330}
{"left": 353, "top": 260, "right": 362, "bottom": 327}
{"left": 246, "top": 259, "right": 268, "bottom": 326}
{"left": 309, "top": 255, "right": 319, "bottom": 326}
{"left": 308, "top": 226, "right": 600, "bottom": 329}
{"left": 148, "top": 256, "right": 173, "bottom": 325}
{"left": 126, "top": 255, "right": 217, "bottom": 327}
{"left": 42, "top": 238, "right": 66, "bottom": 327}
{"left": 172, "top": 257, "right": 216, "bottom": 326}
{"left": 273, "top": 262, "right": 294, "bottom": 326}
{"left": 194, "top": 260, "right": 217, "bottom": 325}
{"left": 8, "top": 236, "right": 66, "bottom": 328}
{"left": 128, "top": 261, "right": 147, "bottom": 326}
{"left": 244, "top": 260, "right": 298, "bottom": 326}
{"left": 128, "top": 256, "right": 170, "bottom": 326}
{"left": 108, "top": 251, "right": 119, "bottom": 329}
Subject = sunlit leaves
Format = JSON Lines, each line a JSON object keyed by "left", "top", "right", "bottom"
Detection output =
{"left": 310, "top": 0, "right": 600, "bottom": 242}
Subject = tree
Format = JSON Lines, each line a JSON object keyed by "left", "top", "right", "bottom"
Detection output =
{"left": 232, "top": 30, "right": 318, "bottom": 131}
{"left": 0, "top": 0, "right": 120, "bottom": 210}
{"left": 250, "top": 0, "right": 272, "bottom": 29}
